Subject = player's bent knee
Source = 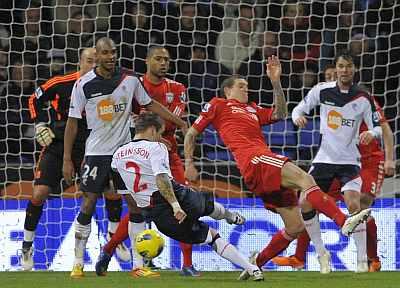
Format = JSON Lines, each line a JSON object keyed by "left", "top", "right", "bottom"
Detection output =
{"left": 81, "top": 192, "right": 98, "bottom": 214}
{"left": 360, "top": 193, "right": 374, "bottom": 209}
{"left": 32, "top": 185, "right": 50, "bottom": 202}
{"left": 286, "top": 224, "right": 304, "bottom": 238}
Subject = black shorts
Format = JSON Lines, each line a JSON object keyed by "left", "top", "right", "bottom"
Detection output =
{"left": 141, "top": 181, "right": 215, "bottom": 244}
{"left": 309, "top": 163, "right": 360, "bottom": 193}
{"left": 34, "top": 141, "right": 84, "bottom": 194}
{"left": 80, "top": 155, "right": 113, "bottom": 194}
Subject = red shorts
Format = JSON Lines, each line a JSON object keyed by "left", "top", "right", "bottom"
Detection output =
{"left": 360, "top": 160, "right": 384, "bottom": 197}
{"left": 260, "top": 188, "right": 299, "bottom": 213}
{"left": 328, "top": 159, "right": 385, "bottom": 200}
{"left": 169, "top": 151, "right": 186, "bottom": 185}
{"left": 242, "top": 150, "right": 298, "bottom": 211}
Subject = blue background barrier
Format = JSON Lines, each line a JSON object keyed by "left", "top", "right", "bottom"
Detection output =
{"left": 1, "top": 198, "right": 399, "bottom": 272}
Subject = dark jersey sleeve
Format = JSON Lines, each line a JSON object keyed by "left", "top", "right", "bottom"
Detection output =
{"left": 28, "top": 83, "right": 58, "bottom": 123}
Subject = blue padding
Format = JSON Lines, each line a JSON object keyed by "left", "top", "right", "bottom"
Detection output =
{"left": 205, "top": 150, "right": 234, "bottom": 161}
{"left": 262, "top": 120, "right": 297, "bottom": 146}
{"left": 202, "top": 125, "right": 224, "bottom": 146}
{"left": 299, "top": 118, "right": 321, "bottom": 146}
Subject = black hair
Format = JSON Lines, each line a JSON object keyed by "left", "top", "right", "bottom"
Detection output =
{"left": 334, "top": 52, "right": 354, "bottom": 65}
{"left": 323, "top": 63, "right": 336, "bottom": 73}
{"left": 146, "top": 46, "right": 169, "bottom": 58}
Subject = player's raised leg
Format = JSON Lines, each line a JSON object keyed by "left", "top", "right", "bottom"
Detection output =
{"left": 281, "top": 162, "right": 370, "bottom": 236}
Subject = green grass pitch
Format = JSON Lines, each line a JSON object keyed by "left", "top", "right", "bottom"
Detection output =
{"left": 0, "top": 271, "right": 399, "bottom": 288}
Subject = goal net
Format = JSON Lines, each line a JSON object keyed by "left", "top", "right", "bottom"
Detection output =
{"left": 0, "top": 0, "right": 399, "bottom": 272}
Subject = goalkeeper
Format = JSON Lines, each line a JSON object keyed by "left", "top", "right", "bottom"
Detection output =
{"left": 22, "top": 48, "right": 129, "bottom": 270}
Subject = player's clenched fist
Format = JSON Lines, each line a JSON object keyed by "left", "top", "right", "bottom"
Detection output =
{"left": 184, "top": 161, "right": 199, "bottom": 182}
{"left": 293, "top": 116, "right": 308, "bottom": 128}
{"left": 171, "top": 202, "right": 187, "bottom": 224}
{"left": 35, "top": 123, "right": 55, "bottom": 147}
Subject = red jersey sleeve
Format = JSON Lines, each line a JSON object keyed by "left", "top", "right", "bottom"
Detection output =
{"left": 251, "top": 103, "right": 275, "bottom": 125}
{"left": 192, "top": 98, "right": 219, "bottom": 133}
{"left": 372, "top": 97, "right": 387, "bottom": 124}
{"left": 170, "top": 83, "right": 186, "bottom": 117}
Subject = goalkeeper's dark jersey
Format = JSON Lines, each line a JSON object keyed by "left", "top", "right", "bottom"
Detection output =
{"left": 28, "top": 71, "right": 88, "bottom": 146}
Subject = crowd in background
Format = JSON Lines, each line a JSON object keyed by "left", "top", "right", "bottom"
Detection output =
{"left": 0, "top": 0, "right": 399, "bottom": 166}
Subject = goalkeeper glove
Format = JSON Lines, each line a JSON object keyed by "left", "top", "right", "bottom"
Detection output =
{"left": 35, "top": 123, "right": 55, "bottom": 147}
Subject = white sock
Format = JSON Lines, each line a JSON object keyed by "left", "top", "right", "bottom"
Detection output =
{"left": 209, "top": 202, "right": 226, "bottom": 220}
{"left": 212, "top": 237, "right": 258, "bottom": 273}
{"left": 353, "top": 222, "right": 367, "bottom": 263}
{"left": 129, "top": 221, "right": 146, "bottom": 269}
{"left": 304, "top": 214, "right": 327, "bottom": 257}
{"left": 108, "top": 221, "right": 119, "bottom": 234}
{"left": 73, "top": 221, "right": 91, "bottom": 266}
{"left": 24, "top": 230, "right": 34, "bottom": 242}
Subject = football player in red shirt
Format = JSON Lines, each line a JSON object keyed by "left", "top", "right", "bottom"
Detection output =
{"left": 272, "top": 69, "right": 395, "bottom": 273}
{"left": 100, "top": 47, "right": 199, "bottom": 277}
{"left": 184, "top": 56, "right": 371, "bottom": 279}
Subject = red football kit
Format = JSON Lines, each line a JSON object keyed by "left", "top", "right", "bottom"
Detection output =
{"left": 141, "top": 75, "right": 186, "bottom": 184}
{"left": 328, "top": 98, "right": 386, "bottom": 199}
{"left": 193, "top": 97, "right": 298, "bottom": 210}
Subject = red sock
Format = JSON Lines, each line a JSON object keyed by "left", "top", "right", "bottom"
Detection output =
{"left": 104, "top": 213, "right": 129, "bottom": 255}
{"left": 304, "top": 186, "right": 346, "bottom": 227}
{"left": 366, "top": 217, "right": 378, "bottom": 261}
{"left": 180, "top": 242, "right": 193, "bottom": 267}
{"left": 256, "top": 230, "right": 294, "bottom": 267}
{"left": 295, "top": 230, "right": 310, "bottom": 262}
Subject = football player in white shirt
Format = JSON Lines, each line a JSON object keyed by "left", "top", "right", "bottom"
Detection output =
{"left": 291, "top": 53, "right": 382, "bottom": 273}
{"left": 63, "top": 37, "right": 188, "bottom": 278}
{"left": 100, "top": 112, "right": 264, "bottom": 281}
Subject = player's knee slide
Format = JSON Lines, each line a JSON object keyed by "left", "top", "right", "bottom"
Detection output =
{"left": 129, "top": 212, "right": 144, "bottom": 223}
{"left": 77, "top": 212, "right": 92, "bottom": 226}
{"left": 105, "top": 198, "right": 122, "bottom": 222}
{"left": 302, "top": 209, "right": 317, "bottom": 221}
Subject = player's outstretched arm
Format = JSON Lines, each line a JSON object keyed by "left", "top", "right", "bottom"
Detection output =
{"left": 266, "top": 55, "right": 287, "bottom": 120}
{"left": 184, "top": 127, "right": 200, "bottom": 181}
{"left": 63, "top": 117, "right": 78, "bottom": 185}
{"left": 147, "top": 100, "right": 188, "bottom": 134}
{"left": 156, "top": 173, "right": 187, "bottom": 223}
{"left": 382, "top": 122, "right": 395, "bottom": 176}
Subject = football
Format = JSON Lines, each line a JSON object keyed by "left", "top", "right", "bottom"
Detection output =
{"left": 135, "top": 229, "right": 165, "bottom": 259}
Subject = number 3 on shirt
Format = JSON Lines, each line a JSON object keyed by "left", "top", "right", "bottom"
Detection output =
{"left": 126, "top": 161, "right": 148, "bottom": 192}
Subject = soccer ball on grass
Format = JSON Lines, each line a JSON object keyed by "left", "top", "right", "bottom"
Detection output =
{"left": 135, "top": 229, "right": 165, "bottom": 259}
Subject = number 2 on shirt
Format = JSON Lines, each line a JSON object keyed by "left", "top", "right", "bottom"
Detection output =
{"left": 126, "top": 161, "right": 148, "bottom": 192}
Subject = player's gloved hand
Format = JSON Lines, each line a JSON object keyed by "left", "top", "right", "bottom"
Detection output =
{"left": 184, "top": 160, "right": 199, "bottom": 182}
{"left": 171, "top": 202, "right": 187, "bottom": 224}
{"left": 384, "top": 160, "right": 395, "bottom": 177}
{"left": 359, "top": 131, "right": 375, "bottom": 145}
{"left": 35, "top": 123, "right": 55, "bottom": 147}
{"left": 293, "top": 116, "right": 308, "bottom": 128}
